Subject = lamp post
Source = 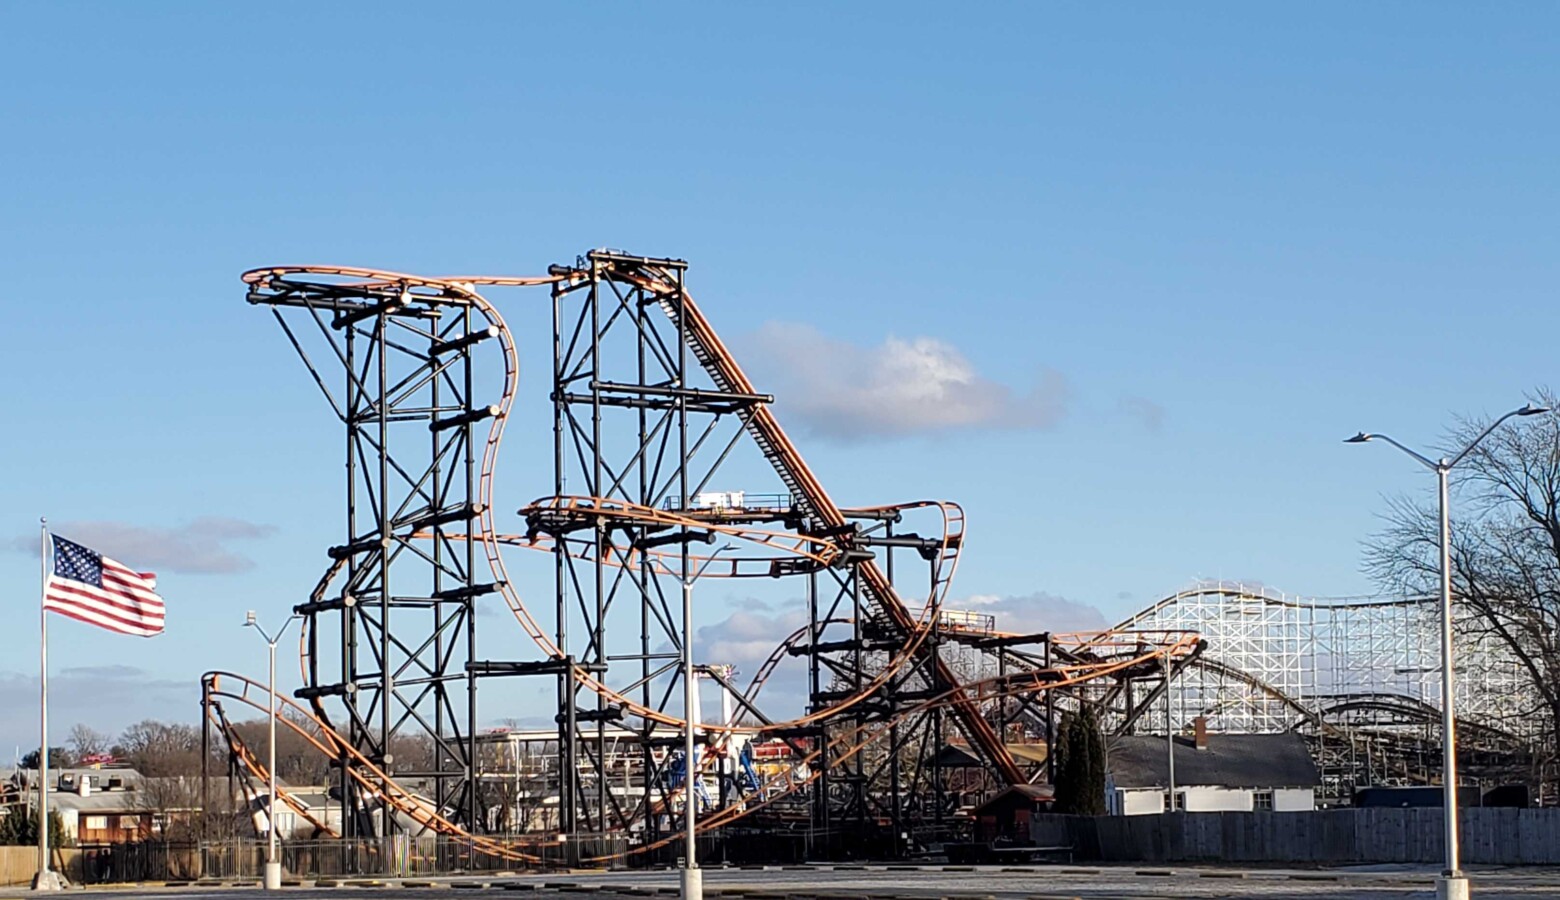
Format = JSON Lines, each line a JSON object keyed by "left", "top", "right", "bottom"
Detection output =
{"left": 1346, "top": 402, "right": 1548, "bottom": 900}
{"left": 1163, "top": 653, "right": 1176, "bottom": 814}
{"left": 682, "top": 544, "right": 735, "bottom": 900}
{"left": 245, "top": 611, "right": 301, "bottom": 891}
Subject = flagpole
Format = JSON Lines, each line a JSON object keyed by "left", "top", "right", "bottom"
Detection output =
{"left": 29, "top": 531, "right": 162, "bottom": 892}
{"left": 33, "top": 519, "right": 61, "bottom": 891}
{"left": 39, "top": 520, "right": 48, "bottom": 876}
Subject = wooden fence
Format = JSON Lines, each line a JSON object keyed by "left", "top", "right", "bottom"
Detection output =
{"left": 1031, "top": 808, "right": 1560, "bottom": 865}
{"left": 0, "top": 847, "right": 82, "bottom": 886}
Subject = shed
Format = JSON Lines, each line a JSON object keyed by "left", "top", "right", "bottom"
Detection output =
{"left": 971, "top": 784, "right": 1054, "bottom": 841}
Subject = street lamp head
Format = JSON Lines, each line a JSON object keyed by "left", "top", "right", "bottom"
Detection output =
{"left": 245, "top": 610, "right": 256, "bottom": 627}
{"left": 1345, "top": 432, "right": 1373, "bottom": 444}
{"left": 1518, "top": 404, "right": 1551, "bottom": 417}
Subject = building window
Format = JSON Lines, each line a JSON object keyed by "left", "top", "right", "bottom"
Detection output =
{"left": 1167, "top": 791, "right": 1185, "bottom": 811}
{"left": 85, "top": 816, "right": 107, "bottom": 830}
{"left": 119, "top": 815, "right": 140, "bottom": 829}
{"left": 1253, "top": 790, "right": 1274, "bottom": 810}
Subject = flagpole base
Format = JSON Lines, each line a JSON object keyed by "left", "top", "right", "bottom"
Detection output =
{"left": 1436, "top": 875, "right": 1469, "bottom": 900}
{"left": 31, "top": 869, "right": 66, "bottom": 891}
{"left": 263, "top": 861, "right": 283, "bottom": 890}
{"left": 679, "top": 866, "right": 702, "bottom": 900}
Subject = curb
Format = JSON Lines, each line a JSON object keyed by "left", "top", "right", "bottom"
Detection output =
{"left": 55, "top": 864, "right": 1443, "bottom": 892}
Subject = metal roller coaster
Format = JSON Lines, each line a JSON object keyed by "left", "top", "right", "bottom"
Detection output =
{"left": 201, "top": 250, "right": 1550, "bottom": 865}
{"left": 201, "top": 251, "right": 1201, "bottom": 863}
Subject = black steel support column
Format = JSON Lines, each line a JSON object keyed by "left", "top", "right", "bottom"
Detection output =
{"left": 545, "top": 252, "right": 763, "bottom": 851}
{"left": 249, "top": 272, "right": 490, "bottom": 839}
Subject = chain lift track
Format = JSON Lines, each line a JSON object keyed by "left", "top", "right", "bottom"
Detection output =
{"left": 210, "top": 253, "right": 1203, "bottom": 860}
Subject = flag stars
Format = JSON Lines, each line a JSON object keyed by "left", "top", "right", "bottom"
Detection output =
{"left": 53, "top": 536, "right": 104, "bottom": 587}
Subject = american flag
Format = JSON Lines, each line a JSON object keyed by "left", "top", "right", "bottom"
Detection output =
{"left": 44, "top": 535, "right": 165, "bottom": 637}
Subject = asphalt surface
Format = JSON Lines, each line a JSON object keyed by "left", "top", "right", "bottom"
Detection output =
{"left": 15, "top": 864, "right": 1560, "bottom": 900}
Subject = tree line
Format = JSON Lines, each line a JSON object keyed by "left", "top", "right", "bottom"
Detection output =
{"left": 21, "top": 714, "right": 434, "bottom": 785}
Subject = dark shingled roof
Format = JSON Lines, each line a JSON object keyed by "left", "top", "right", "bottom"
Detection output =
{"left": 972, "top": 784, "right": 1055, "bottom": 816}
{"left": 1105, "top": 733, "right": 1319, "bottom": 789}
{"left": 935, "top": 742, "right": 1049, "bottom": 768}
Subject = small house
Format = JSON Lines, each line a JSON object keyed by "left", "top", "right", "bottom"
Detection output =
{"left": 1103, "top": 720, "right": 1320, "bottom": 815}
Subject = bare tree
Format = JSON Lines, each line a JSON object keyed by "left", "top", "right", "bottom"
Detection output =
{"left": 135, "top": 776, "right": 202, "bottom": 840}
{"left": 113, "top": 720, "right": 203, "bottom": 777}
{"left": 68, "top": 724, "right": 108, "bottom": 761}
{"left": 133, "top": 776, "right": 245, "bottom": 878}
{"left": 387, "top": 732, "right": 436, "bottom": 776}
{"left": 1366, "top": 390, "right": 1560, "bottom": 764}
{"left": 227, "top": 710, "right": 334, "bottom": 787}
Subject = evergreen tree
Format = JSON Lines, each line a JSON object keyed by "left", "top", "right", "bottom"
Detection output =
{"left": 1076, "top": 705, "right": 1107, "bottom": 815}
{"left": 19, "top": 747, "right": 71, "bottom": 770}
{"left": 0, "top": 809, "right": 70, "bottom": 847}
{"left": 1050, "top": 711, "right": 1077, "bottom": 812}
{"left": 1053, "top": 706, "right": 1107, "bottom": 815}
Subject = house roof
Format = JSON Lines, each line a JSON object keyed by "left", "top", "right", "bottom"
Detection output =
{"left": 972, "top": 784, "right": 1054, "bottom": 815}
{"left": 284, "top": 789, "right": 334, "bottom": 809}
{"left": 935, "top": 742, "right": 1048, "bottom": 768}
{"left": 48, "top": 792, "right": 151, "bottom": 813}
{"left": 11, "top": 767, "right": 144, "bottom": 789}
{"left": 1105, "top": 733, "right": 1319, "bottom": 789}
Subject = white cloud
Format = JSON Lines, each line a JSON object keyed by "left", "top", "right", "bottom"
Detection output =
{"left": 0, "top": 667, "right": 191, "bottom": 753}
{"left": 695, "top": 602, "right": 813, "bottom": 720}
{"left": 12, "top": 517, "right": 276, "bottom": 574}
{"left": 741, "top": 322, "right": 1069, "bottom": 442}
{"left": 957, "top": 591, "right": 1108, "bottom": 635}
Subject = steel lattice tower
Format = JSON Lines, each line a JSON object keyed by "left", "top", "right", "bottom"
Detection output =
{"left": 247, "top": 271, "right": 498, "bottom": 835}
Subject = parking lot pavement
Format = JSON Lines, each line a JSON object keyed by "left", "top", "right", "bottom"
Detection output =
{"left": 18, "top": 864, "right": 1560, "bottom": 900}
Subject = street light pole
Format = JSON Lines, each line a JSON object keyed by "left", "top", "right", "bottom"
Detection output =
{"left": 1164, "top": 653, "right": 1176, "bottom": 814}
{"left": 245, "top": 611, "right": 300, "bottom": 891}
{"left": 682, "top": 545, "right": 735, "bottom": 900}
{"left": 1346, "top": 402, "right": 1548, "bottom": 900}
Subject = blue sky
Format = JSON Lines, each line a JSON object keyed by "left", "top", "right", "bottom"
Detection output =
{"left": 3, "top": 3, "right": 1558, "bottom": 752}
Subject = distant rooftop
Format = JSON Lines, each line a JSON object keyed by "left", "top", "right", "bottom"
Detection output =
{"left": 1106, "top": 732, "right": 1319, "bottom": 790}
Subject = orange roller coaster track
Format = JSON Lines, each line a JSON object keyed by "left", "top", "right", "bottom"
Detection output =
{"left": 218, "top": 252, "right": 1201, "bottom": 861}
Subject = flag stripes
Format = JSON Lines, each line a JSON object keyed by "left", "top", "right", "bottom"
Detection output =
{"left": 44, "top": 534, "right": 165, "bottom": 637}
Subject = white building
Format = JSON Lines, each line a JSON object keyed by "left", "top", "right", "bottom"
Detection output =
{"left": 1103, "top": 724, "right": 1319, "bottom": 816}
